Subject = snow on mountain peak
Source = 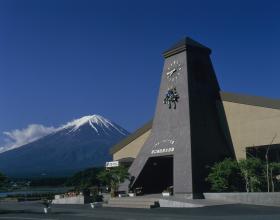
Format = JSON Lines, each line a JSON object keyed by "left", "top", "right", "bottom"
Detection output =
{"left": 61, "top": 115, "right": 126, "bottom": 135}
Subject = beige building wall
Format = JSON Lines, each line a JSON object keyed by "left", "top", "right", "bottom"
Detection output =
{"left": 113, "top": 130, "right": 151, "bottom": 161}
{"left": 113, "top": 100, "right": 280, "bottom": 162}
{"left": 222, "top": 101, "right": 280, "bottom": 160}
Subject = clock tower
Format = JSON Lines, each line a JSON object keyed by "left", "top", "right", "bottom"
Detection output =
{"left": 127, "top": 37, "right": 233, "bottom": 198}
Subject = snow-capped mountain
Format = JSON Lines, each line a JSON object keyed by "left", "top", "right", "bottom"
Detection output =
{"left": 61, "top": 115, "right": 127, "bottom": 135}
{"left": 0, "top": 115, "right": 129, "bottom": 177}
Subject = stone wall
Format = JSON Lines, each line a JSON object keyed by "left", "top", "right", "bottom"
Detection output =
{"left": 204, "top": 192, "right": 280, "bottom": 206}
{"left": 52, "top": 195, "right": 90, "bottom": 204}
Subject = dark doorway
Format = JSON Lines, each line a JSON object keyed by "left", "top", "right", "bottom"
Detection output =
{"left": 132, "top": 155, "right": 173, "bottom": 194}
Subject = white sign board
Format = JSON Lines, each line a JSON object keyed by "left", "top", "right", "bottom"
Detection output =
{"left": 105, "top": 161, "right": 119, "bottom": 168}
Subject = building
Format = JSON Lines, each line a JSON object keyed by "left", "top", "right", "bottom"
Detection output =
{"left": 110, "top": 37, "right": 280, "bottom": 197}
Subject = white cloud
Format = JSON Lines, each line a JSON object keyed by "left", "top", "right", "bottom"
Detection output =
{"left": 0, "top": 124, "right": 57, "bottom": 153}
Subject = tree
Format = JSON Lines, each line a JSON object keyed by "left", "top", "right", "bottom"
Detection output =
{"left": 207, "top": 157, "right": 280, "bottom": 193}
{"left": 0, "top": 172, "right": 7, "bottom": 188}
{"left": 269, "top": 162, "right": 280, "bottom": 192}
{"left": 265, "top": 134, "right": 277, "bottom": 192}
{"left": 97, "top": 166, "right": 129, "bottom": 197}
{"left": 65, "top": 167, "right": 103, "bottom": 189}
{"left": 238, "top": 158, "right": 264, "bottom": 192}
{"left": 206, "top": 158, "right": 243, "bottom": 192}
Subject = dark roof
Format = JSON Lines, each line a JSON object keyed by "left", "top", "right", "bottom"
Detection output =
{"left": 110, "top": 120, "right": 153, "bottom": 155}
{"left": 220, "top": 91, "right": 280, "bottom": 110}
{"left": 163, "top": 37, "right": 211, "bottom": 58}
{"left": 118, "top": 157, "right": 135, "bottom": 163}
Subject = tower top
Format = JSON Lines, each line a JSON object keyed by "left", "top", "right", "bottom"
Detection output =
{"left": 163, "top": 37, "right": 211, "bottom": 58}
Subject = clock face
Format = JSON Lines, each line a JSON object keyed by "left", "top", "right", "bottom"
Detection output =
{"left": 166, "top": 60, "right": 182, "bottom": 82}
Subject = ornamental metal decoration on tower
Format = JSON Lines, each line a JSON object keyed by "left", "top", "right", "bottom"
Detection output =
{"left": 163, "top": 87, "right": 179, "bottom": 109}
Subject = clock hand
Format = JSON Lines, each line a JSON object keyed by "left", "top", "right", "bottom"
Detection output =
{"left": 166, "top": 68, "right": 176, "bottom": 78}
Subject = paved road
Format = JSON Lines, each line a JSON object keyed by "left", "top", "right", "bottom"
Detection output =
{"left": 1, "top": 201, "right": 280, "bottom": 220}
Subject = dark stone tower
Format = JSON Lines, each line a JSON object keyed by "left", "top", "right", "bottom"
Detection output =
{"left": 127, "top": 37, "right": 232, "bottom": 198}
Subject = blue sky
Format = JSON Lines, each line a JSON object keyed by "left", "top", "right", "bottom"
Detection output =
{"left": 0, "top": 0, "right": 279, "bottom": 148}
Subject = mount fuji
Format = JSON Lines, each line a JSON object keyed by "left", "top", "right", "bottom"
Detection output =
{"left": 0, "top": 115, "right": 129, "bottom": 177}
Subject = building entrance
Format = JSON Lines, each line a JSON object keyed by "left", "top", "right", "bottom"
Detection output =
{"left": 133, "top": 155, "right": 173, "bottom": 194}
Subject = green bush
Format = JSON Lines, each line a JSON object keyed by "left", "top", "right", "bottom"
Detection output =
{"left": 238, "top": 158, "right": 264, "bottom": 192}
{"left": 269, "top": 162, "right": 280, "bottom": 192}
{"left": 66, "top": 167, "right": 103, "bottom": 188}
{"left": 206, "top": 157, "right": 280, "bottom": 192}
{"left": 206, "top": 158, "right": 243, "bottom": 192}
{"left": 97, "top": 166, "right": 129, "bottom": 197}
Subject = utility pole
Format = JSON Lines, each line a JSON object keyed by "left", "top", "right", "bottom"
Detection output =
{"left": 265, "top": 134, "right": 277, "bottom": 192}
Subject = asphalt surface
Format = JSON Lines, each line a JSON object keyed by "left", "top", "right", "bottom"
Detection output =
{"left": 0, "top": 201, "right": 280, "bottom": 220}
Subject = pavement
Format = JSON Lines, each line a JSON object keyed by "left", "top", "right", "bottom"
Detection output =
{"left": 1, "top": 201, "right": 280, "bottom": 220}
